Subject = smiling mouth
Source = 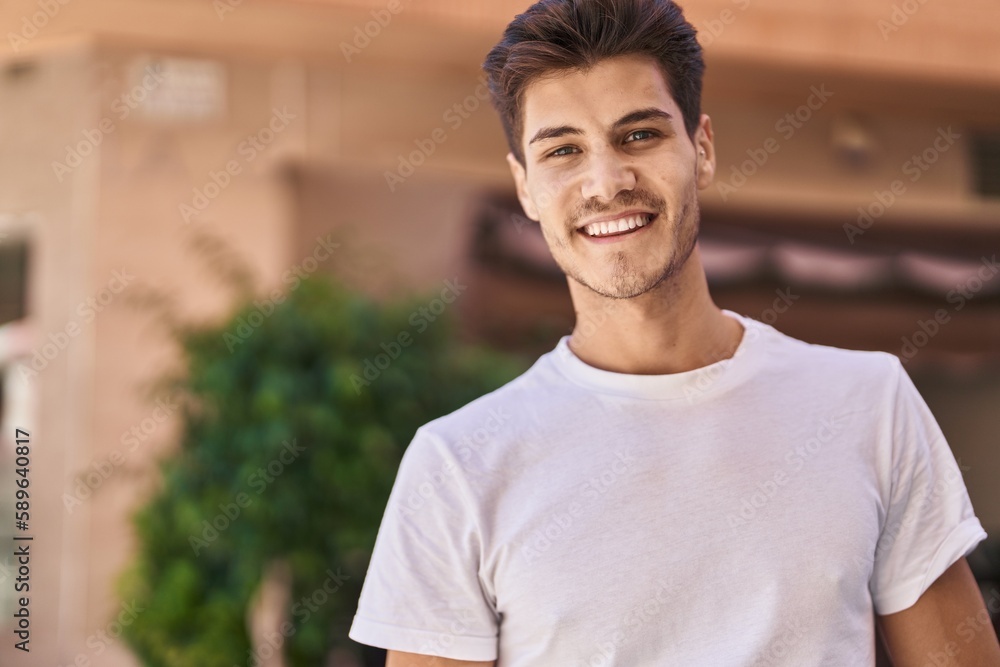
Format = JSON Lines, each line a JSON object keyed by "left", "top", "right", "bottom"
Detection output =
{"left": 578, "top": 213, "right": 656, "bottom": 239}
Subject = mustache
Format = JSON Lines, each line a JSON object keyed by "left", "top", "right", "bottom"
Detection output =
{"left": 569, "top": 190, "right": 666, "bottom": 224}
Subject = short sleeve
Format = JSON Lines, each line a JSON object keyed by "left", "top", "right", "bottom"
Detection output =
{"left": 348, "top": 427, "right": 499, "bottom": 661}
{"left": 870, "top": 356, "right": 988, "bottom": 615}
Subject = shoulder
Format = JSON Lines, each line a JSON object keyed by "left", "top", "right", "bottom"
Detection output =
{"left": 407, "top": 354, "right": 553, "bottom": 465}
{"left": 754, "top": 317, "right": 901, "bottom": 380}
{"left": 738, "top": 316, "right": 904, "bottom": 406}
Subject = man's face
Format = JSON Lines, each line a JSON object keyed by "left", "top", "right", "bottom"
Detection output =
{"left": 507, "top": 53, "right": 715, "bottom": 299}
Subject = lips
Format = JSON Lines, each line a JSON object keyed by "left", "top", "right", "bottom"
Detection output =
{"left": 579, "top": 213, "right": 656, "bottom": 238}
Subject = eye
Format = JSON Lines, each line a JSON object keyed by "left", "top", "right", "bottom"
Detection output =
{"left": 548, "top": 145, "right": 578, "bottom": 158}
{"left": 624, "top": 129, "right": 657, "bottom": 143}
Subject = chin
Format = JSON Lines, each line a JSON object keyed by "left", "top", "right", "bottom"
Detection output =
{"left": 570, "top": 263, "right": 671, "bottom": 299}
{"left": 587, "top": 244, "right": 697, "bottom": 298}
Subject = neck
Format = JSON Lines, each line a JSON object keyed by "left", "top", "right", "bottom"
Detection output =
{"left": 566, "top": 244, "right": 743, "bottom": 375}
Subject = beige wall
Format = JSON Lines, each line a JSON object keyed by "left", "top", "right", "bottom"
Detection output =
{"left": 0, "top": 37, "right": 103, "bottom": 667}
{"left": 82, "top": 47, "right": 302, "bottom": 667}
{"left": 0, "top": 1, "right": 996, "bottom": 665}
{"left": 2, "top": 0, "right": 998, "bottom": 87}
{"left": 0, "top": 38, "right": 304, "bottom": 665}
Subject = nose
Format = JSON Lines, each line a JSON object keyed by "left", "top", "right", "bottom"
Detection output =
{"left": 580, "top": 147, "right": 637, "bottom": 202}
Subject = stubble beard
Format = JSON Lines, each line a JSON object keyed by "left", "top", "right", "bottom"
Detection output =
{"left": 554, "top": 188, "right": 700, "bottom": 300}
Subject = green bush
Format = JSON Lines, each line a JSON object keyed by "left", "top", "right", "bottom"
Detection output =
{"left": 118, "top": 274, "right": 528, "bottom": 666}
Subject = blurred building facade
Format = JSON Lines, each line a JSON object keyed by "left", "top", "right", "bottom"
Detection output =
{"left": 0, "top": 0, "right": 998, "bottom": 665}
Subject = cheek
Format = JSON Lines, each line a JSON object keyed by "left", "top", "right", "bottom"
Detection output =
{"left": 529, "top": 180, "right": 564, "bottom": 216}
{"left": 531, "top": 163, "right": 584, "bottom": 208}
{"left": 649, "top": 162, "right": 686, "bottom": 186}
{"left": 649, "top": 169, "right": 693, "bottom": 205}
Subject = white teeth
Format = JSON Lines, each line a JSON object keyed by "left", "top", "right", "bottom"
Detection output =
{"left": 583, "top": 214, "right": 652, "bottom": 237}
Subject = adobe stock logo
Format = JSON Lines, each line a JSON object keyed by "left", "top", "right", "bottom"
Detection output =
{"left": 18, "top": 269, "right": 134, "bottom": 385}
{"left": 179, "top": 107, "right": 297, "bottom": 223}
{"left": 716, "top": 85, "right": 834, "bottom": 201}
{"left": 898, "top": 254, "right": 1000, "bottom": 363}
{"left": 339, "top": 0, "right": 405, "bottom": 63}
{"left": 843, "top": 126, "right": 960, "bottom": 244}
{"left": 521, "top": 449, "right": 634, "bottom": 565}
{"left": 189, "top": 439, "right": 305, "bottom": 556}
{"left": 350, "top": 278, "right": 468, "bottom": 392}
{"left": 52, "top": 64, "right": 166, "bottom": 183}
{"left": 877, "top": 0, "right": 931, "bottom": 40}
{"left": 384, "top": 76, "right": 491, "bottom": 192}
{"left": 726, "top": 413, "right": 849, "bottom": 527}
{"left": 697, "top": 0, "right": 752, "bottom": 47}
{"left": 7, "top": 0, "right": 72, "bottom": 52}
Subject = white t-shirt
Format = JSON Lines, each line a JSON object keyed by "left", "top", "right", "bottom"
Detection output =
{"left": 348, "top": 310, "right": 987, "bottom": 666}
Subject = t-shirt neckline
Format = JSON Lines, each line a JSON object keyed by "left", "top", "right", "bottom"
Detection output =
{"left": 547, "top": 309, "right": 764, "bottom": 401}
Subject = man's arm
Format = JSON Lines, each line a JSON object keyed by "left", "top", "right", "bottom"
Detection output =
{"left": 877, "top": 557, "right": 1000, "bottom": 666}
{"left": 386, "top": 650, "right": 495, "bottom": 667}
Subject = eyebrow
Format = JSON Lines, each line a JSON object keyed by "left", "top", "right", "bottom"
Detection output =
{"left": 527, "top": 107, "right": 675, "bottom": 147}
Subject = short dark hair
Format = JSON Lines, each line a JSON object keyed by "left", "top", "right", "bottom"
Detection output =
{"left": 483, "top": 0, "right": 705, "bottom": 167}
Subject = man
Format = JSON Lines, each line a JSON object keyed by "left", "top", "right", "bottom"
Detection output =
{"left": 349, "top": 1, "right": 1000, "bottom": 665}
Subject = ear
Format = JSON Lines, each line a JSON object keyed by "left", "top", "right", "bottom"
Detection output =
{"left": 506, "top": 152, "right": 540, "bottom": 221}
{"left": 694, "top": 114, "right": 716, "bottom": 190}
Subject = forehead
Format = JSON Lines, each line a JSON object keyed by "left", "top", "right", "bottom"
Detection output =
{"left": 521, "top": 54, "right": 679, "bottom": 137}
